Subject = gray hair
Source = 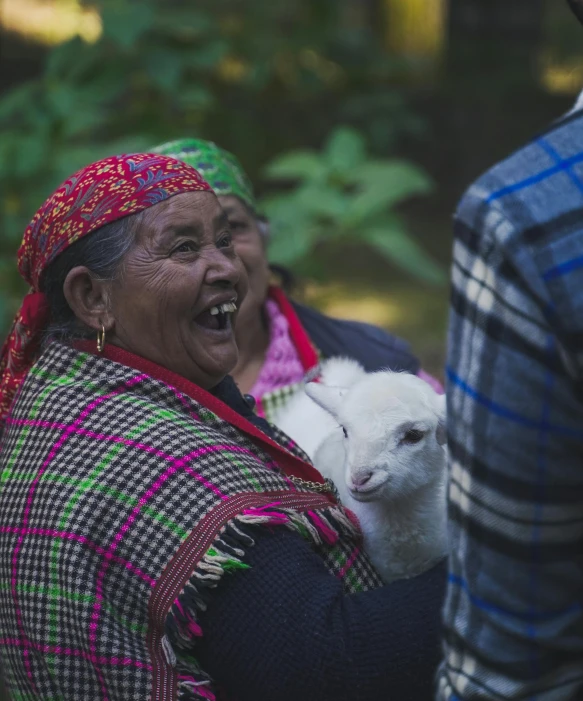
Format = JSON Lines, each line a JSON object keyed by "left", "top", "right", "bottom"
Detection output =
{"left": 40, "top": 213, "right": 142, "bottom": 344}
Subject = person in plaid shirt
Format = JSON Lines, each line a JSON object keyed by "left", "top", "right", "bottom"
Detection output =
{"left": 438, "top": 2, "right": 583, "bottom": 698}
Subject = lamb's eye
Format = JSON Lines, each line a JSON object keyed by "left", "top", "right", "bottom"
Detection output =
{"left": 402, "top": 429, "right": 424, "bottom": 445}
{"left": 342, "top": 426, "right": 348, "bottom": 438}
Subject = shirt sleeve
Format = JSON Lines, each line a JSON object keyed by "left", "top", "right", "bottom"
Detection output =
{"left": 196, "top": 527, "right": 446, "bottom": 701}
{"left": 437, "top": 189, "right": 583, "bottom": 700}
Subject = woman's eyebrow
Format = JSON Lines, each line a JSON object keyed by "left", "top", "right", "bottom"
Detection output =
{"left": 222, "top": 206, "right": 239, "bottom": 218}
{"left": 215, "top": 211, "right": 230, "bottom": 229}
{"left": 165, "top": 225, "right": 200, "bottom": 238}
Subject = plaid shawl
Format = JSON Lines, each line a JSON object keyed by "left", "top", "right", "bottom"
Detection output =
{"left": 0, "top": 342, "right": 380, "bottom": 701}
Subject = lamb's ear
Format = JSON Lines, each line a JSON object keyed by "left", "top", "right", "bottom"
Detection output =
{"left": 434, "top": 393, "right": 447, "bottom": 446}
{"left": 305, "top": 383, "right": 347, "bottom": 418}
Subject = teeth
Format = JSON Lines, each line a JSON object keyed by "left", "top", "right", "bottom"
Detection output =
{"left": 209, "top": 302, "right": 237, "bottom": 316}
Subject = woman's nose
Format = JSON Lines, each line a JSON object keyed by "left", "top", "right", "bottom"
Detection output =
{"left": 204, "top": 249, "right": 241, "bottom": 287}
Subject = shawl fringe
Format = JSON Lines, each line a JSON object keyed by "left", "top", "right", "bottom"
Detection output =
{"left": 165, "top": 503, "right": 360, "bottom": 701}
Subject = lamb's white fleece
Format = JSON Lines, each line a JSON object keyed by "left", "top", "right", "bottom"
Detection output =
{"left": 274, "top": 358, "right": 447, "bottom": 583}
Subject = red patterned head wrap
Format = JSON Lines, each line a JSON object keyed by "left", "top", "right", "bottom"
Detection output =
{"left": 0, "top": 153, "right": 213, "bottom": 426}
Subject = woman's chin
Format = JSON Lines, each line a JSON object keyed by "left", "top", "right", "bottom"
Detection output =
{"left": 180, "top": 324, "right": 239, "bottom": 386}
{"left": 198, "top": 341, "right": 239, "bottom": 384}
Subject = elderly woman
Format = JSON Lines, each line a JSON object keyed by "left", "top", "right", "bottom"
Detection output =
{"left": 152, "top": 138, "right": 442, "bottom": 421}
{"left": 0, "top": 154, "right": 444, "bottom": 701}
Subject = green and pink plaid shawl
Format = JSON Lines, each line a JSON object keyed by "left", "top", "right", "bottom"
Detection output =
{"left": 0, "top": 342, "right": 380, "bottom": 700}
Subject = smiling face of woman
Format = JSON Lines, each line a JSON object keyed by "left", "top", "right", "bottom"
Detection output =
{"left": 106, "top": 191, "right": 247, "bottom": 388}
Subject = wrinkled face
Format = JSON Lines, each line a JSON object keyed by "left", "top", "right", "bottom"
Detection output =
{"left": 218, "top": 195, "right": 270, "bottom": 329}
{"left": 108, "top": 191, "right": 247, "bottom": 389}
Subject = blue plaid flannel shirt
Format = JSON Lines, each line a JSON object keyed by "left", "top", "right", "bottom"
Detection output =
{"left": 437, "top": 105, "right": 583, "bottom": 700}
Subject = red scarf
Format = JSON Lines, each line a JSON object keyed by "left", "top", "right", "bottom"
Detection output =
{"left": 0, "top": 153, "right": 212, "bottom": 427}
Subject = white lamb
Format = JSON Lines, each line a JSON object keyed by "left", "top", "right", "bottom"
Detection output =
{"left": 275, "top": 358, "right": 447, "bottom": 583}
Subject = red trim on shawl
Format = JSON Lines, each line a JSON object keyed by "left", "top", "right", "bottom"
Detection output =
{"left": 267, "top": 286, "right": 319, "bottom": 372}
{"left": 73, "top": 340, "right": 331, "bottom": 495}
{"left": 148, "top": 490, "right": 335, "bottom": 700}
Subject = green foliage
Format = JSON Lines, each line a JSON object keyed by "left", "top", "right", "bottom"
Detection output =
{"left": 263, "top": 127, "right": 444, "bottom": 284}
{"left": 0, "top": 0, "right": 428, "bottom": 332}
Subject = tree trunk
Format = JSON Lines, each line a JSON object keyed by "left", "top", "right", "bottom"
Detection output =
{"left": 447, "top": 0, "right": 546, "bottom": 90}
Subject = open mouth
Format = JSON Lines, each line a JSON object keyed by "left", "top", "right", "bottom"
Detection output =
{"left": 194, "top": 301, "right": 237, "bottom": 332}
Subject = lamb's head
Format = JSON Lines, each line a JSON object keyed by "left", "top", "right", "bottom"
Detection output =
{"left": 306, "top": 371, "right": 446, "bottom": 503}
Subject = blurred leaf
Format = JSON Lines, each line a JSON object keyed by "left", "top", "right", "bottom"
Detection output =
{"left": 263, "top": 124, "right": 435, "bottom": 282}
{"left": 267, "top": 218, "right": 315, "bottom": 264}
{"left": 363, "top": 222, "right": 445, "bottom": 285}
{"left": 245, "top": 62, "right": 273, "bottom": 89}
{"left": 0, "top": 292, "right": 7, "bottom": 334}
{"left": 260, "top": 193, "right": 298, "bottom": 222}
{"left": 263, "top": 192, "right": 316, "bottom": 263}
{"left": 101, "top": 1, "right": 156, "bottom": 49}
{"left": 61, "top": 107, "right": 107, "bottom": 139}
{"left": 156, "top": 10, "right": 215, "bottom": 36}
{"left": 352, "top": 160, "right": 432, "bottom": 191}
{"left": 345, "top": 160, "right": 433, "bottom": 224}
{"left": 325, "top": 126, "right": 365, "bottom": 171}
{"left": 0, "top": 83, "right": 39, "bottom": 122}
{"left": 73, "top": 64, "right": 127, "bottom": 105}
{"left": 46, "top": 84, "right": 77, "bottom": 120}
{"left": 295, "top": 185, "right": 347, "bottom": 220}
{"left": 45, "top": 37, "right": 91, "bottom": 81}
{"left": 178, "top": 85, "right": 214, "bottom": 110}
{"left": 102, "top": 135, "right": 154, "bottom": 156}
{"left": 264, "top": 150, "right": 323, "bottom": 180}
{"left": 189, "top": 41, "right": 229, "bottom": 69}
{"left": 12, "top": 133, "right": 52, "bottom": 178}
{"left": 340, "top": 89, "right": 427, "bottom": 151}
{"left": 0, "top": 138, "right": 15, "bottom": 178}
{"left": 0, "top": 201, "right": 26, "bottom": 244}
{"left": 144, "top": 48, "right": 184, "bottom": 92}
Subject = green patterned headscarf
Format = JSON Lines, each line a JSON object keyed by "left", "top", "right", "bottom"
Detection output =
{"left": 149, "top": 138, "right": 256, "bottom": 211}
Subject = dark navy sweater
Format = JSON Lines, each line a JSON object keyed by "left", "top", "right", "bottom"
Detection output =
{"left": 199, "top": 529, "right": 446, "bottom": 701}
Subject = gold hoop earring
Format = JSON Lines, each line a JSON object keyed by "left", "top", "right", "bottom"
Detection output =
{"left": 97, "top": 325, "right": 106, "bottom": 353}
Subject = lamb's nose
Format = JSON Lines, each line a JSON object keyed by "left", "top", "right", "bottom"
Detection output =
{"left": 352, "top": 472, "right": 372, "bottom": 488}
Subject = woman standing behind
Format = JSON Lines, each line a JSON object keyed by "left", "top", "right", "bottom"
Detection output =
{"left": 151, "top": 139, "right": 442, "bottom": 422}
